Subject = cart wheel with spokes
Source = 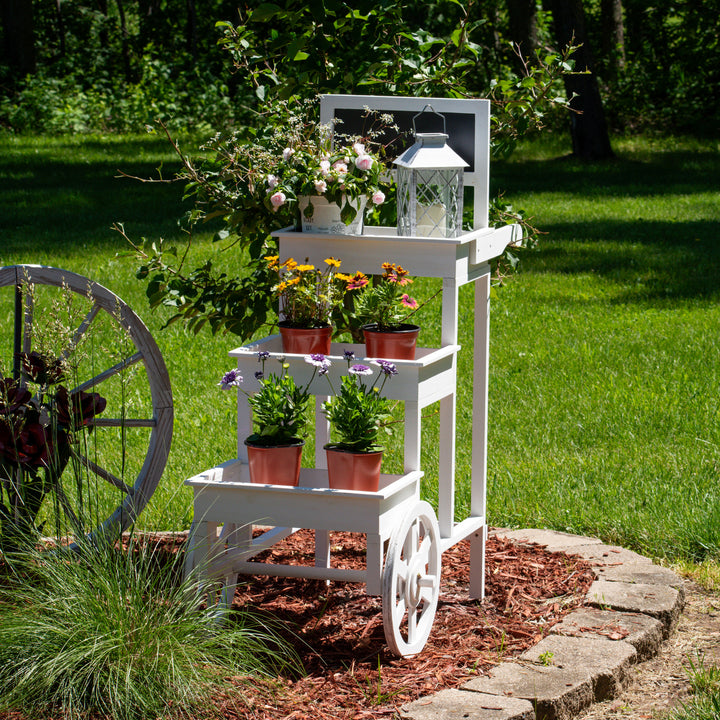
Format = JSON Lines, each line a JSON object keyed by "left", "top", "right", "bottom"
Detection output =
{"left": 382, "top": 500, "right": 441, "bottom": 656}
{"left": 0, "top": 265, "right": 173, "bottom": 543}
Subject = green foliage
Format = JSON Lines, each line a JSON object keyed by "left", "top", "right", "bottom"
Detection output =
{"left": 245, "top": 360, "right": 313, "bottom": 446}
{"left": 322, "top": 362, "right": 396, "bottom": 452}
{"left": 0, "top": 536, "right": 299, "bottom": 720}
{"left": 352, "top": 263, "right": 419, "bottom": 331}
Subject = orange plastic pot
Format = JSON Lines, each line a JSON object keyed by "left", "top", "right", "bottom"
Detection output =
{"left": 325, "top": 447, "right": 383, "bottom": 492}
{"left": 279, "top": 322, "right": 332, "bottom": 355}
{"left": 362, "top": 323, "right": 420, "bottom": 360}
{"left": 245, "top": 439, "right": 304, "bottom": 486}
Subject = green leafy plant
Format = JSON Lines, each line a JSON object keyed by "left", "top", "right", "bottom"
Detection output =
{"left": 266, "top": 255, "right": 366, "bottom": 329}
{"left": 220, "top": 351, "right": 327, "bottom": 446}
{"left": 352, "top": 262, "right": 419, "bottom": 331}
{"left": 0, "top": 535, "right": 299, "bottom": 720}
{"left": 321, "top": 353, "right": 397, "bottom": 453}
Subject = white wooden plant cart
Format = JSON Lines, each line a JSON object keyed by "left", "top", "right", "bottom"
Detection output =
{"left": 185, "top": 95, "right": 521, "bottom": 657}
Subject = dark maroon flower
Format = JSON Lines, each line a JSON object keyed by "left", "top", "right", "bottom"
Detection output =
{"left": 18, "top": 352, "right": 66, "bottom": 385}
{"left": 55, "top": 386, "right": 107, "bottom": 428}
{"left": 0, "top": 377, "right": 32, "bottom": 415}
{"left": 0, "top": 419, "right": 51, "bottom": 468}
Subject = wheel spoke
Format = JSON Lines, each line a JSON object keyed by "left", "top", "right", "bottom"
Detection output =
{"left": 88, "top": 418, "right": 156, "bottom": 428}
{"left": 60, "top": 302, "right": 101, "bottom": 363}
{"left": 72, "top": 352, "right": 143, "bottom": 393}
{"left": 407, "top": 604, "right": 418, "bottom": 642}
{"left": 71, "top": 449, "right": 134, "bottom": 496}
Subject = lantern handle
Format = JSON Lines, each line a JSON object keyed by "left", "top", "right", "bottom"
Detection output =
{"left": 412, "top": 105, "right": 446, "bottom": 135}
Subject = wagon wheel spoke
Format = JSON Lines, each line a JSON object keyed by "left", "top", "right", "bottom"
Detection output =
{"left": 88, "top": 418, "right": 156, "bottom": 428}
{"left": 59, "top": 302, "right": 101, "bottom": 363}
{"left": 69, "top": 447, "right": 135, "bottom": 497}
{"left": 72, "top": 352, "right": 143, "bottom": 394}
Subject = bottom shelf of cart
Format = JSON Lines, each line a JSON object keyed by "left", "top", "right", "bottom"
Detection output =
{"left": 187, "top": 462, "right": 423, "bottom": 533}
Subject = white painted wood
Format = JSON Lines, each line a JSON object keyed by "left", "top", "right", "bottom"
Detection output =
{"left": 0, "top": 265, "right": 173, "bottom": 540}
{"left": 404, "top": 401, "right": 421, "bottom": 473}
{"left": 469, "top": 525, "right": 487, "bottom": 599}
{"left": 438, "top": 394, "right": 457, "bottom": 539}
{"left": 382, "top": 501, "right": 441, "bottom": 656}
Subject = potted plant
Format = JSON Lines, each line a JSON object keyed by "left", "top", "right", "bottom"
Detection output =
{"left": 266, "top": 255, "right": 368, "bottom": 354}
{"left": 264, "top": 121, "right": 389, "bottom": 234}
{"left": 321, "top": 352, "right": 398, "bottom": 491}
{"left": 219, "top": 351, "right": 330, "bottom": 486}
{"left": 352, "top": 262, "right": 421, "bottom": 360}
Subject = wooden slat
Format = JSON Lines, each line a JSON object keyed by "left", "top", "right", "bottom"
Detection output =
{"left": 72, "top": 352, "right": 143, "bottom": 393}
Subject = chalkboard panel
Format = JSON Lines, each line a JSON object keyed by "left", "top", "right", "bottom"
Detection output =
{"left": 332, "top": 108, "right": 476, "bottom": 173}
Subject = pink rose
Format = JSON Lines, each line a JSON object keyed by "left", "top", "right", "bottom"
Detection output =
{"left": 332, "top": 161, "right": 348, "bottom": 174}
{"left": 353, "top": 142, "right": 366, "bottom": 155}
{"left": 372, "top": 190, "right": 385, "bottom": 205}
{"left": 267, "top": 174, "right": 279, "bottom": 189}
{"left": 314, "top": 180, "right": 327, "bottom": 193}
{"left": 319, "top": 159, "right": 331, "bottom": 175}
{"left": 355, "top": 154, "right": 374, "bottom": 172}
{"left": 270, "top": 191, "right": 286, "bottom": 210}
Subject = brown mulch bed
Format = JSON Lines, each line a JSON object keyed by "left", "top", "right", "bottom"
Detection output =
{"left": 212, "top": 530, "right": 595, "bottom": 720}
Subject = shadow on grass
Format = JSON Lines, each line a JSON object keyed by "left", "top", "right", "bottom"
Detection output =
{"left": 520, "top": 218, "right": 720, "bottom": 301}
{"left": 0, "top": 137, "right": 190, "bottom": 258}
{"left": 492, "top": 148, "right": 720, "bottom": 198}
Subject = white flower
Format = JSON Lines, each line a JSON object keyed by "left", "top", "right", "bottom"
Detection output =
{"left": 372, "top": 190, "right": 385, "bottom": 205}
{"left": 267, "top": 174, "right": 279, "bottom": 189}
{"left": 353, "top": 142, "right": 366, "bottom": 155}
{"left": 314, "top": 180, "right": 327, "bottom": 194}
{"left": 282, "top": 147, "right": 295, "bottom": 161}
{"left": 355, "top": 154, "right": 374, "bottom": 172}
{"left": 319, "top": 159, "right": 331, "bottom": 175}
{"left": 270, "top": 191, "right": 286, "bottom": 210}
{"left": 332, "top": 161, "right": 348, "bottom": 174}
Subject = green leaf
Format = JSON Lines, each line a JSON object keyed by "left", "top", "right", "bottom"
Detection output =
{"left": 250, "top": 4, "right": 281, "bottom": 22}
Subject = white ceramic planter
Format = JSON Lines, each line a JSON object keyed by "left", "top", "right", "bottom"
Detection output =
{"left": 298, "top": 195, "right": 366, "bottom": 234}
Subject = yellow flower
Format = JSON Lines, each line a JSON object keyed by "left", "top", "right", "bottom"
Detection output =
{"left": 264, "top": 255, "right": 279, "bottom": 268}
{"left": 287, "top": 277, "right": 301, "bottom": 286}
{"left": 324, "top": 257, "right": 341, "bottom": 268}
{"left": 335, "top": 273, "right": 352, "bottom": 282}
{"left": 283, "top": 258, "right": 298, "bottom": 270}
{"left": 296, "top": 264, "right": 315, "bottom": 273}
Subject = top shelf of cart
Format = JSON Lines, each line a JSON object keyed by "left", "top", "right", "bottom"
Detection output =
{"left": 272, "top": 224, "right": 520, "bottom": 281}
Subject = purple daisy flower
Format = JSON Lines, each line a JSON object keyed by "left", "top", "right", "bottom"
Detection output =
{"left": 218, "top": 369, "right": 243, "bottom": 389}
{"left": 373, "top": 359, "right": 398, "bottom": 376}
{"left": 349, "top": 364, "right": 373, "bottom": 376}
{"left": 304, "top": 353, "right": 331, "bottom": 370}
{"left": 257, "top": 351, "right": 270, "bottom": 361}
{"left": 343, "top": 349, "right": 355, "bottom": 360}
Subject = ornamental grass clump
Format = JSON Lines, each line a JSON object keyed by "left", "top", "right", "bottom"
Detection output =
{"left": 353, "top": 262, "right": 419, "bottom": 331}
{"left": 0, "top": 535, "right": 300, "bottom": 720}
{"left": 266, "top": 255, "right": 368, "bottom": 329}
{"left": 321, "top": 352, "right": 398, "bottom": 453}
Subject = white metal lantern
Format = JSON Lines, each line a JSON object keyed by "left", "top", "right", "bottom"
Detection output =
{"left": 394, "top": 107, "right": 468, "bottom": 238}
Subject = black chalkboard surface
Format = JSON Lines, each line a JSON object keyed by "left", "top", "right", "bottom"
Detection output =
{"left": 332, "top": 107, "right": 476, "bottom": 173}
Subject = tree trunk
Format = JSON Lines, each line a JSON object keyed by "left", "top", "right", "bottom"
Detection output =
{"left": 0, "top": 0, "right": 36, "bottom": 82}
{"left": 543, "top": 0, "right": 614, "bottom": 160}
{"left": 507, "top": 0, "right": 540, "bottom": 61}
{"left": 186, "top": 0, "right": 198, "bottom": 58}
{"left": 114, "top": 0, "right": 133, "bottom": 83}
{"left": 600, "top": 0, "right": 625, "bottom": 76}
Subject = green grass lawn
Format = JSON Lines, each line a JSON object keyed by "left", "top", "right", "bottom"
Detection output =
{"left": 1, "top": 131, "right": 718, "bottom": 565}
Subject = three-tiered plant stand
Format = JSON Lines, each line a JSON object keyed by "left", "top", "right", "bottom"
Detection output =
{"left": 185, "top": 95, "right": 520, "bottom": 657}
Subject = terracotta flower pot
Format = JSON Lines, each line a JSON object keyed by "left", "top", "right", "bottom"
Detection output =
{"left": 245, "top": 438, "right": 304, "bottom": 486}
{"left": 325, "top": 447, "right": 383, "bottom": 492}
{"left": 279, "top": 321, "right": 332, "bottom": 355}
{"left": 362, "top": 323, "right": 420, "bottom": 360}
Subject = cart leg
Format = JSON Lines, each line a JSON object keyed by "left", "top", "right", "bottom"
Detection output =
{"left": 219, "top": 523, "right": 249, "bottom": 610}
{"left": 469, "top": 525, "right": 486, "bottom": 599}
{"left": 315, "top": 529, "right": 331, "bottom": 569}
{"left": 366, "top": 532, "right": 383, "bottom": 595}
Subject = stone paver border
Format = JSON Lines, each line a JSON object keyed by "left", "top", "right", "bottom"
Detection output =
{"left": 400, "top": 529, "right": 685, "bottom": 720}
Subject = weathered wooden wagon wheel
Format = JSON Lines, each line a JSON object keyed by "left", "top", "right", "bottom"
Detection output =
{"left": 0, "top": 265, "right": 173, "bottom": 541}
{"left": 382, "top": 500, "right": 441, "bottom": 656}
